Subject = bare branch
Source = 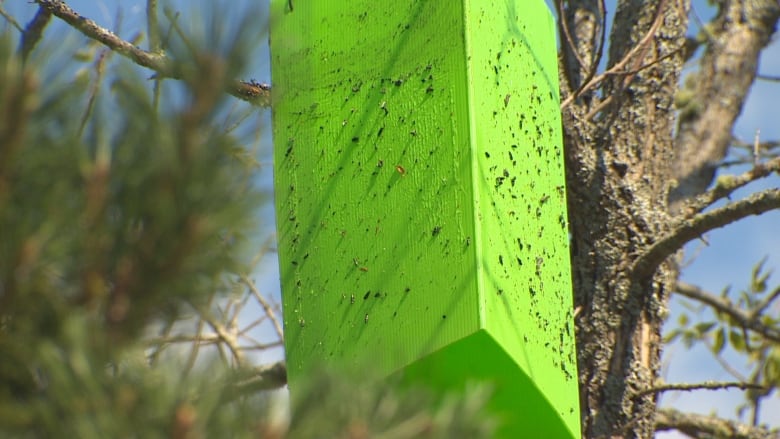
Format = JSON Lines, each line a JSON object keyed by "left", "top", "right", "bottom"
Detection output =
{"left": 674, "top": 281, "right": 780, "bottom": 344}
{"left": 678, "top": 156, "right": 780, "bottom": 218}
{"left": 636, "top": 380, "right": 766, "bottom": 397}
{"left": 241, "top": 274, "right": 285, "bottom": 342}
{"left": 33, "top": 0, "right": 271, "bottom": 106}
{"left": 656, "top": 408, "right": 780, "bottom": 439}
{"left": 191, "top": 301, "right": 246, "bottom": 366}
{"left": 633, "top": 189, "right": 780, "bottom": 277}
{"left": 671, "top": 0, "right": 780, "bottom": 206}
{"left": 561, "top": 0, "right": 668, "bottom": 109}
{"left": 556, "top": 0, "right": 589, "bottom": 73}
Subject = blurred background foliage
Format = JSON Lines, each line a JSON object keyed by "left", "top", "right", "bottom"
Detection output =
{"left": 0, "top": 3, "right": 495, "bottom": 437}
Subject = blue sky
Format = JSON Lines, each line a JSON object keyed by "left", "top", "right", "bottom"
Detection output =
{"left": 4, "top": 1, "right": 779, "bottom": 436}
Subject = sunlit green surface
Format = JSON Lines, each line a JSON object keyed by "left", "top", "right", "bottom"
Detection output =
{"left": 270, "top": 1, "right": 579, "bottom": 437}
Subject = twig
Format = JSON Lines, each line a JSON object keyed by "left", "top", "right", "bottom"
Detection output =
{"left": 242, "top": 274, "right": 285, "bottom": 342}
{"left": 556, "top": 0, "right": 588, "bottom": 72}
{"left": 633, "top": 189, "right": 780, "bottom": 278}
{"left": 561, "top": 0, "right": 668, "bottom": 109}
{"left": 147, "top": 318, "right": 177, "bottom": 365}
{"left": 678, "top": 156, "right": 780, "bottom": 218}
{"left": 34, "top": 0, "right": 271, "bottom": 106}
{"left": 78, "top": 48, "right": 109, "bottom": 138}
{"left": 200, "top": 308, "right": 245, "bottom": 366}
{"left": 674, "top": 281, "right": 780, "bottom": 344}
{"left": 636, "top": 380, "right": 766, "bottom": 397}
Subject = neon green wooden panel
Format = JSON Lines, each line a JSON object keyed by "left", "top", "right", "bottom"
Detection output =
{"left": 270, "top": 1, "right": 579, "bottom": 437}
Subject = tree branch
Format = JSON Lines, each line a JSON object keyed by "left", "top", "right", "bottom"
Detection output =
{"left": 633, "top": 189, "right": 780, "bottom": 277}
{"left": 241, "top": 274, "right": 284, "bottom": 342}
{"left": 636, "top": 380, "right": 766, "bottom": 398}
{"left": 560, "top": 0, "right": 668, "bottom": 109}
{"left": 674, "top": 281, "right": 780, "bottom": 344}
{"left": 678, "top": 157, "right": 780, "bottom": 218}
{"left": 33, "top": 0, "right": 271, "bottom": 106}
{"left": 655, "top": 408, "right": 780, "bottom": 439}
{"left": 670, "top": 0, "right": 780, "bottom": 206}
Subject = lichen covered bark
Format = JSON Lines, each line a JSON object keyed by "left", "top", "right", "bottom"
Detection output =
{"left": 560, "top": 0, "right": 689, "bottom": 437}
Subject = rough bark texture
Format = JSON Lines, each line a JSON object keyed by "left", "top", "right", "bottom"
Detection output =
{"left": 560, "top": 1, "right": 688, "bottom": 437}
{"left": 560, "top": 0, "right": 780, "bottom": 437}
{"left": 671, "top": 0, "right": 780, "bottom": 209}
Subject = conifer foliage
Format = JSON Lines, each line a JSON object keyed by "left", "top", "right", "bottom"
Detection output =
{"left": 0, "top": 5, "right": 496, "bottom": 437}
{"left": 0, "top": 26, "right": 268, "bottom": 436}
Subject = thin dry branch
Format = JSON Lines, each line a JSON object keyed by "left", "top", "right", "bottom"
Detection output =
{"left": 633, "top": 189, "right": 780, "bottom": 277}
{"left": 636, "top": 380, "right": 766, "bottom": 398}
{"left": 656, "top": 408, "right": 780, "bottom": 439}
{"left": 679, "top": 156, "right": 780, "bottom": 218}
{"left": 560, "top": 0, "right": 668, "bottom": 109}
{"left": 33, "top": 0, "right": 271, "bottom": 106}
{"left": 193, "top": 303, "right": 246, "bottom": 365}
{"left": 671, "top": 0, "right": 780, "bottom": 205}
{"left": 674, "top": 281, "right": 780, "bottom": 344}
{"left": 241, "top": 274, "right": 284, "bottom": 342}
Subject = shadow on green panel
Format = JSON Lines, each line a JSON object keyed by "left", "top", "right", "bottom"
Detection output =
{"left": 398, "top": 330, "right": 576, "bottom": 439}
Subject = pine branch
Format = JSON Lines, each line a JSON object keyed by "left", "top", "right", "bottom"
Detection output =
{"left": 633, "top": 188, "right": 780, "bottom": 278}
{"left": 655, "top": 408, "right": 780, "bottom": 439}
{"left": 33, "top": 0, "right": 271, "bottom": 106}
{"left": 674, "top": 281, "right": 780, "bottom": 343}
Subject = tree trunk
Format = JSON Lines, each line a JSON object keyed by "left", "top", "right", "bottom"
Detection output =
{"left": 560, "top": 1, "right": 688, "bottom": 437}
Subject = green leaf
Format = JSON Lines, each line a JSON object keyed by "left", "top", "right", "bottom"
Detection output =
{"left": 728, "top": 330, "right": 745, "bottom": 352}
{"left": 764, "top": 349, "right": 780, "bottom": 386}
{"left": 712, "top": 327, "right": 725, "bottom": 354}
{"left": 694, "top": 321, "right": 716, "bottom": 335}
{"left": 664, "top": 329, "right": 681, "bottom": 344}
{"left": 751, "top": 256, "right": 771, "bottom": 294}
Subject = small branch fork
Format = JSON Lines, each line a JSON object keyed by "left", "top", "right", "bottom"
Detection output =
{"left": 31, "top": 0, "right": 271, "bottom": 106}
{"left": 674, "top": 281, "right": 780, "bottom": 344}
{"left": 681, "top": 156, "right": 780, "bottom": 218}
{"left": 630, "top": 155, "right": 780, "bottom": 278}
{"left": 560, "top": 0, "right": 672, "bottom": 110}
